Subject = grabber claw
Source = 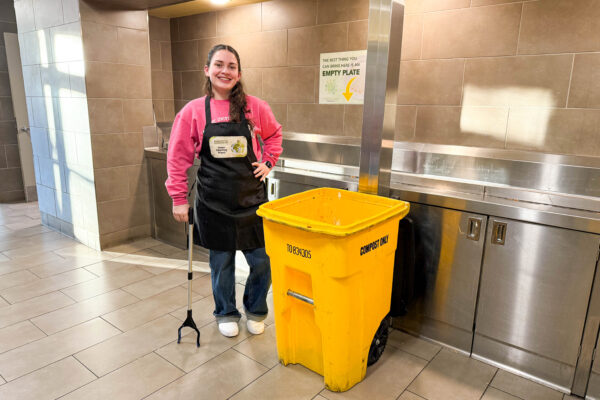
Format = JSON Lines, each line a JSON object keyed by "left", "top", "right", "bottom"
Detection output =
{"left": 177, "top": 206, "right": 201, "bottom": 347}
{"left": 178, "top": 310, "right": 200, "bottom": 347}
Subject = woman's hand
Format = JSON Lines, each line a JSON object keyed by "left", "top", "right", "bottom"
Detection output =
{"left": 172, "top": 203, "right": 190, "bottom": 223}
{"left": 252, "top": 161, "right": 272, "bottom": 182}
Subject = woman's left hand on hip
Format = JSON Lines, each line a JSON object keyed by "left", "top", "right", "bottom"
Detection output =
{"left": 252, "top": 162, "right": 271, "bottom": 182}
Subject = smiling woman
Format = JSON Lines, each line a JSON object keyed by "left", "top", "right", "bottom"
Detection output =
{"left": 165, "top": 43, "right": 283, "bottom": 339}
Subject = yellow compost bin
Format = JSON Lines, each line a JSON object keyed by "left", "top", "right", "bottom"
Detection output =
{"left": 257, "top": 187, "right": 410, "bottom": 392}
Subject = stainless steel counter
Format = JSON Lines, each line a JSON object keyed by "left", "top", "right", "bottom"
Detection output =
{"left": 145, "top": 135, "right": 600, "bottom": 397}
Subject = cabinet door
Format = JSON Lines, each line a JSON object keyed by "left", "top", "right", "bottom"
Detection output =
{"left": 473, "top": 218, "right": 600, "bottom": 391}
{"left": 396, "top": 203, "right": 487, "bottom": 353}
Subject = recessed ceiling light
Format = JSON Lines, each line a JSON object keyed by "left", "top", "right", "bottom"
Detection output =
{"left": 210, "top": 0, "right": 230, "bottom": 5}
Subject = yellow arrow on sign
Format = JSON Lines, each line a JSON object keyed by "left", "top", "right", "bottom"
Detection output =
{"left": 343, "top": 77, "right": 357, "bottom": 101}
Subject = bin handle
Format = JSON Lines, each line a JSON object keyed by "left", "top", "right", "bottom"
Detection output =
{"left": 287, "top": 290, "right": 314, "bottom": 305}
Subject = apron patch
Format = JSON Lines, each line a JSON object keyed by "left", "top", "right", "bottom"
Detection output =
{"left": 209, "top": 136, "right": 248, "bottom": 158}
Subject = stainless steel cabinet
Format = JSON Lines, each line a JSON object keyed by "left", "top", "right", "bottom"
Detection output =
{"left": 395, "top": 203, "right": 487, "bottom": 353}
{"left": 473, "top": 218, "right": 600, "bottom": 392}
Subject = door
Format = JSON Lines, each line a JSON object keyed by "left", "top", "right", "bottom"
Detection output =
{"left": 473, "top": 218, "right": 600, "bottom": 391}
{"left": 4, "top": 32, "right": 35, "bottom": 201}
{"left": 395, "top": 203, "right": 487, "bottom": 353}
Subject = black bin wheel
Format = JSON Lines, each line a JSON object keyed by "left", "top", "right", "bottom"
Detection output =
{"left": 367, "top": 315, "right": 391, "bottom": 366}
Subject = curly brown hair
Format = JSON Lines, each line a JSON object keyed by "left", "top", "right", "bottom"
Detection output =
{"left": 204, "top": 44, "right": 248, "bottom": 124}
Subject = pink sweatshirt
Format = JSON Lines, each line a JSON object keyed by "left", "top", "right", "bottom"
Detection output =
{"left": 165, "top": 95, "right": 283, "bottom": 206}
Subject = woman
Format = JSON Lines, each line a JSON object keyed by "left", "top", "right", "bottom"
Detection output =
{"left": 166, "top": 44, "right": 282, "bottom": 337}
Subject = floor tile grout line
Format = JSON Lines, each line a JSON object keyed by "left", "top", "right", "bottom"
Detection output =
{"left": 231, "top": 345, "right": 275, "bottom": 370}
{"left": 152, "top": 350, "right": 187, "bottom": 375}
{"left": 395, "top": 345, "right": 441, "bottom": 397}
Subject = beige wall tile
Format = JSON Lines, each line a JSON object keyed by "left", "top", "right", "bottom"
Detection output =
{"left": 122, "top": 99, "right": 153, "bottom": 132}
{"left": 242, "top": 68, "right": 262, "bottom": 98}
{"left": 120, "top": 65, "right": 152, "bottom": 99}
{"left": 398, "top": 59, "right": 464, "bottom": 105}
{"left": 287, "top": 104, "right": 344, "bottom": 135}
{"left": 33, "top": 0, "right": 64, "bottom": 29}
{"left": 519, "top": 0, "right": 600, "bottom": 55}
{"left": 422, "top": 4, "right": 521, "bottom": 59}
{"left": 394, "top": 106, "right": 417, "bottom": 141}
{"left": 163, "top": 100, "right": 175, "bottom": 120}
{"left": 171, "top": 40, "right": 199, "bottom": 71}
{"left": 401, "top": 14, "right": 423, "bottom": 60}
{"left": 288, "top": 23, "right": 348, "bottom": 66}
{"left": 97, "top": 194, "right": 150, "bottom": 234}
{"left": 262, "top": 67, "right": 314, "bottom": 103}
{"left": 14, "top": 0, "right": 36, "bottom": 33}
{"left": 6, "top": 144, "right": 20, "bottom": 168}
{"left": 152, "top": 70, "right": 175, "bottom": 100}
{"left": 49, "top": 22, "right": 83, "bottom": 63}
{"left": 269, "top": 103, "right": 287, "bottom": 130}
{"left": 99, "top": 224, "right": 151, "bottom": 249}
{"left": 217, "top": 4, "right": 261, "bottom": 36}
{"left": 347, "top": 20, "right": 368, "bottom": 51}
{"left": 169, "top": 18, "right": 179, "bottom": 41}
{"left": 118, "top": 27, "right": 150, "bottom": 66}
{"left": 79, "top": 1, "right": 147, "bottom": 30}
{"left": 463, "top": 55, "right": 573, "bottom": 107}
{"left": 225, "top": 30, "right": 288, "bottom": 68}
{"left": 343, "top": 104, "right": 362, "bottom": 137}
{"left": 173, "top": 71, "right": 183, "bottom": 99}
{"left": 0, "top": 71, "right": 11, "bottom": 96}
{"left": 62, "top": 0, "right": 80, "bottom": 24}
{"left": 472, "top": 0, "right": 522, "bottom": 6}
{"left": 0, "top": 145, "right": 7, "bottom": 168}
{"left": 506, "top": 108, "right": 600, "bottom": 156}
{"left": 126, "top": 163, "right": 149, "bottom": 198}
{"left": 181, "top": 71, "right": 204, "bottom": 100}
{"left": 150, "top": 40, "right": 161, "bottom": 70}
{"left": 178, "top": 12, "right": 216, "bottom": 40}
{"left": 88, "top": 99, "right": 123, "bottom": 135}
{"left": 91, "top": 132, "right": 144, "bottom": 169}
{"left": 262, "top": 0, "right": 317, "bottom": 31}
{"left": 317, "top": 0, "right": 369, "bottom": 24}
{"left": 422, "top": 0, "right": 470, "bottom": 12}
{"left": 0, "top": 121, "right": 17, "bottom": 145}
{"left": 0, "top": 97, "right": 14, "bottom": 120}
{"left": 85, "top": 62, "right": 121, "bottom": 98}
{"left": 161, "top": 42, "right": 172, "bottom": 71}
{"left": 149, "top": 16, "right": 170, "bottom": 42}
{"left": 568, "top": 53, "right": 600, "bottom": 109}
{"left": 82, "top": 21, "right": 118, "bottom": 63}
{"left": 197, "top": 37, "right": 224, "bottom": 67}
{"left": 415, "top": 106, "right": 508, "bottom": 147}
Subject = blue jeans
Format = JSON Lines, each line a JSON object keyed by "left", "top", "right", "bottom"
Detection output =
{"left": 209, "top": 247, "right": 271, "bottom": 323}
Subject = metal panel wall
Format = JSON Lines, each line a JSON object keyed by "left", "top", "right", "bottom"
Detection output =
{"left": 394, "top": 202, "right": 487, "bottom": 353}
{"left": 473, "top": 218, "right": 600, "bottom": 392}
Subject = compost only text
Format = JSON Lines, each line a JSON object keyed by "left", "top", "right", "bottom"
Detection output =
{"left": 360, "top": 235, "right": 389, "bottom": 256}
{"left": 287, "top": 244, "right": 312, "bottom": 259}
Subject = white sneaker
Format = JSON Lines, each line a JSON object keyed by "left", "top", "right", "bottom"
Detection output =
{"left": 246, "top": 319, "right": 265, "bottom": 335}
{"left": 218, "top": 321, "right": 239, "bottom": 337}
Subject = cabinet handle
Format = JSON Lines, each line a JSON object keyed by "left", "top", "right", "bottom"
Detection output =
{"left": 491, "top": 221, "right": 507, "bottom": 245}
{"left": 466, "top": 217, "right": 482, "bottom": 241}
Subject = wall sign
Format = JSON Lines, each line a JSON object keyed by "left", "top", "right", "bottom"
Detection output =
{"left": 319, "top": 50, "right": 367, "bottom": 105}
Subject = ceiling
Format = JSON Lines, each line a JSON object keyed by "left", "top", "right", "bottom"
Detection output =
{"left": 85, "top": 0, "right": 265, "bottom": 18}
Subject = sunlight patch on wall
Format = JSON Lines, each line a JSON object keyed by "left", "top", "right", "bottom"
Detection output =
{"left": 462, "top": 84, "right": 554, "bottom": 147}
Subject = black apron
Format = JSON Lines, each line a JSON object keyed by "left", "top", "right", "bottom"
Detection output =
{"left": 193, "top": 97, "right": 268, "bottom": 251}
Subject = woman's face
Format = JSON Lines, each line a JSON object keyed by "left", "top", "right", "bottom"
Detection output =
{"left": 204, "top": 49, "right": 241, "bottom": 99}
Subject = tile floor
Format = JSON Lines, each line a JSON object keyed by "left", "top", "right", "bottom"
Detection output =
{"left": 0, "top": 201, "right": 582, "bottom": 400}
